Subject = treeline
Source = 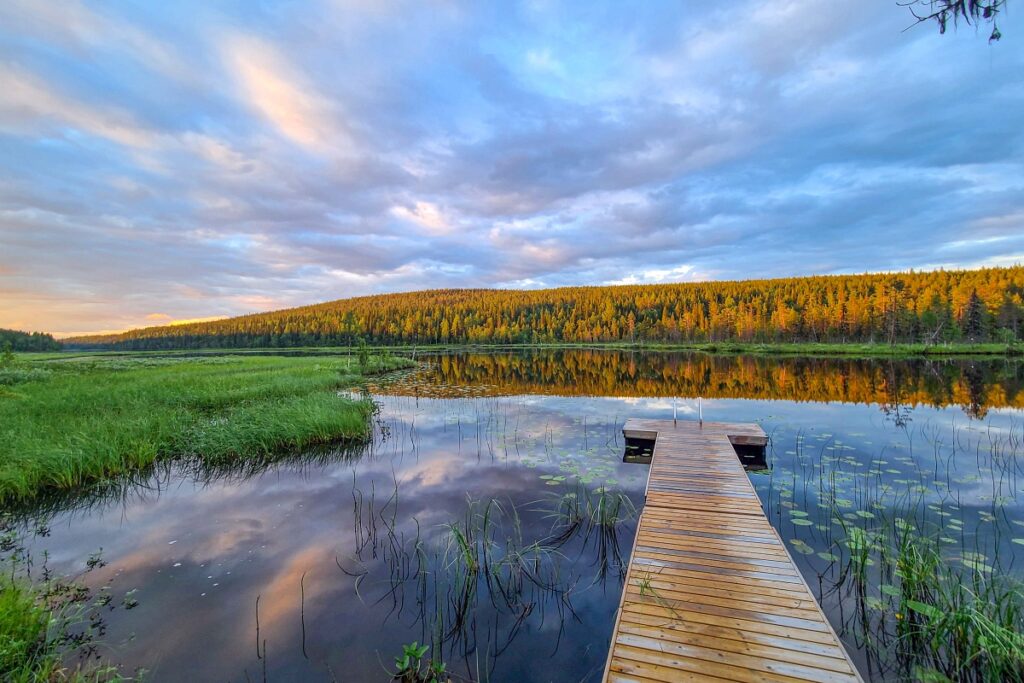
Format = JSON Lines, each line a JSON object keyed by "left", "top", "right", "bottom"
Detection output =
{"left": 65, "top": 267, "right": 1024, "bottom": 350}
{"left": 0, "top": 328, "right": 61, "bottom": 352}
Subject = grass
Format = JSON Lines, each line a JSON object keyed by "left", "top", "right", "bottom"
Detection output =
{"left": 0, "top": 579, "right": 54, "bottom": 680}
{"left": 0, "top": 353, "right": 414, "bottom": 505}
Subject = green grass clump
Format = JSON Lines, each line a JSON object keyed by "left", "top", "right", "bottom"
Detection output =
{"left": 0, "top": 367, "right": 52, "bottom": 386}
{"left": 0, "top": 576, "right": 125, "bottom": 682}
{"left": 893, "top": 533, "right": 1024, "bottom": 682}
{"left": 188, "top": 392, "right": 374, "bottom": 463}
{"left": 0, "top": 580, "right": 50, "bottom": 679}
{"left": 0, "top": 353, "right": 413, "bottom": 505}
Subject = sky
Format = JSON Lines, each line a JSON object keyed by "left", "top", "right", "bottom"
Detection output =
{"left": 1, "top": 1, "right": 1022, "bottom": 337}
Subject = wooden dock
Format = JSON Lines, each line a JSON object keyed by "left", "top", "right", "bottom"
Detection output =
{"left": 604, "top": 419, "right": 863, "bottom": 683}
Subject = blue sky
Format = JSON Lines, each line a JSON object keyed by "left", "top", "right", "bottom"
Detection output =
{"left": 1, "top": 1, "right": 1022, "bottom": 336}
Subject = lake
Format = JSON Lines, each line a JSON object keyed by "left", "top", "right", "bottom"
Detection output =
{"left": 11, "top": 350, "right": 1024, "bottom": 682}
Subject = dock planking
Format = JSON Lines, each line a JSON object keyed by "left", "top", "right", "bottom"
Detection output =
{"left": 604, "top": 419, "right": 863, "bottom": 683}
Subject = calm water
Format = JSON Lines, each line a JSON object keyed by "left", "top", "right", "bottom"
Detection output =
{"left": 11, "top": 350, "right": 1024, "bottom": 681}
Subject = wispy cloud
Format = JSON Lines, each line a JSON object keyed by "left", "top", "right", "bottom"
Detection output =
{"left": 222, "top": 34, "right": 350, "bottom": 152}
{"left": 0, "top": 63, "right": 161, "bottom": 148}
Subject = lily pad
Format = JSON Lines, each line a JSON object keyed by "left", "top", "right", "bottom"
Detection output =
{"left": 789, "top": 539, "right": 814, "bottom": 555}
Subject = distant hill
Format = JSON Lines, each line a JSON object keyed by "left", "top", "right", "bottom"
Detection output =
{"left": 65, "top": 267, "right": 1024, "bottom": 350}
{"left": 0, "top": 328, "right": 62, "bottom": 352}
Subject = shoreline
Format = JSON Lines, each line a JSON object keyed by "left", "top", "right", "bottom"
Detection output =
{"left": 43, "top": 340, "right": 1023, "bottom": 361}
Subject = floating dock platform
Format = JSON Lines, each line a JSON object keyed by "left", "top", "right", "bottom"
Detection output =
{"left": 603, "top": 419, "right": 863, "bottom": 683}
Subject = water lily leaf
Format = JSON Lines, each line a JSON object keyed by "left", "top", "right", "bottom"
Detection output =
{"left": 864, "top": 596, "right": 885, "bottom": 612}
{"left": 961, "top": 558, "right": 994, "bottom": 573}
{"left": 790, "top": 519, "right": 814, "bottom": 526}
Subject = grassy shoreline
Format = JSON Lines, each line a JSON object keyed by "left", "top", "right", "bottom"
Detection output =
{"left": 48, "top": 339, "right": 1023, "bottom": 360}
{"left": 0, "top": 354, "right": 414, "bottom": 507}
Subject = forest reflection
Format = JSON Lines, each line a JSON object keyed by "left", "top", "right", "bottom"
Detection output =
{"left": 376, "top": 350, "right": 1024, "bottom": 417}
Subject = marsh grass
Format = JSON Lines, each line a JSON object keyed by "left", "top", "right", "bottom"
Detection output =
{"left": 0, "top": 353, "right": 413, "bottom": 504}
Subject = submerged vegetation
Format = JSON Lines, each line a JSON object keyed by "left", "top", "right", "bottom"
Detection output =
{"left": 0, "top": 353, "right": 413, "bottom": 505}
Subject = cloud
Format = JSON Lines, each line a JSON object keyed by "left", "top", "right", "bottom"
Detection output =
{"left": 0, "top": 63, "right": 161, "bottom": 148}
{"left": 221, "top": 34, "right": 350, "bottom": 152}
{"left": 607, "top": 265, "right": 702, "bottom": 286}
{"left": 145, "top": 314, "right": 228, "bottom": 326}
{"left": 0, "top": 0, "right": 1022, "bottom": 335}
{"left": 390, "top": 201, "right": 452, "bottom": 235}
{"left": 0, "top": 0, "right": 200, "bottom": 85}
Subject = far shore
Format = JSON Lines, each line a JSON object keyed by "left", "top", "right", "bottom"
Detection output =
{"left": 42, "top": 340, "right": 1024, "bottom": 361}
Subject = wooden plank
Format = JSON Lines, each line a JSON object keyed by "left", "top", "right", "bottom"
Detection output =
{"left": 603, "top": 419, "right": 863, "bottom": 683}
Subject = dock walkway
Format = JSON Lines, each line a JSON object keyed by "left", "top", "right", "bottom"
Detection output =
{"left": 603, "top": 419, "right": 862, "bottom": 683}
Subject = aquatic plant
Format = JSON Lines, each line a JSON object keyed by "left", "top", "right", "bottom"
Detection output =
{"left": 763, "top": 415, "right": 1024, "bottom": 682}
{"left": 543, "top": 485, "right": 636, "bottom": 580}
{"left": 338, "top": 483, "right": 620, "bottom": 680}
{"left": 391, "top": 641, "right": 447, "bottom": 682}
{"left": 890, "top": 532, "right": 1024, "bottom": 681}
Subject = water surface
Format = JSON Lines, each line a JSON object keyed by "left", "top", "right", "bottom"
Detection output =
{"left": 13, "top": 350, "right": 1024, "bottom": 681}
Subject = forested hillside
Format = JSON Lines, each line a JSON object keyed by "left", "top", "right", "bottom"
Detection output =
{"left": 0, "top": 328, "right": 61, "bottom": 352}
{"left": 66, "top": 267, "right": 1024, "bottom": 350}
